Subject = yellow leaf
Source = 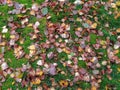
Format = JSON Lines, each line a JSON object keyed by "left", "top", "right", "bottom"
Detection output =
{"left": 116, "top": 1, "right": 120, "bottom": 6}
{"left": 78, "top": 46, "right": 83, "bottom": 52}
{"left": 32, "top": 78, "right": 41, "bottom": 85}
{"left": 12, "top": 81, "right": 15, "bottom": 85}
{"left": 86, "top": 20, "right": 92, "bottom": 25}
{"left": 114, "top": 49, "right": 119, "bottom": 54}
{"left": 91, "top": 86, "right": 97, "bottom": 90}
{"left": 77, "top": 88, "right": 82, "bottom": 90}
{"left": 28, "top": 45, "right": 36, "bottom": 50}
{"left": 100, "top": 40, "right": 106, "bottom": 45}
{"left": 111, "top": 3, "right": 117, "bottom": 8}
{"left": 30, "top": 10, "right": 35, "bottom": 15}
{"left": 76, "top": 27, "right": 82, "bottom": 31}
{"left": 114, "top": 12, "right": 120, "bottom": 19}
{"left": 32, "top": 34, "right": 37, "bottom": 39}
{"left": 10, "top": 35, "right": 15, "bottom": 39}
{"left": 105, "top": 86, "right": 108, "bottom": 90}
{"left": 18, "top": 73, "right": 23, "bottom": 78}
{"left": 17, "top": 14, "right": 23, "bottom": 18}
{"left": 7, "top": 0, "right": 12, "bottom": 4}
{"left": 117, "top": 68, "right": 120, "bottom": 72}
{"left": 36, "top": 71, "right": 44, "bottom": 76}
{"left": 30, "top": 50, "right": 35, "bottom": 55}
{"left": 20, "top": 39, "right": 24, "bottom": 44}
{"left": 91, "top": 23, "right": 97, "bottom": 29}
{"left": 90, "top": 57, "right": 96, "bottom": 63}
{"left": 92, "top": 6, "right": 97, "bottom": 9}
{"left": 2, "top": 35, "right": 5, "bottom": 38}
{"left": 58, "top": 38, "right": 62, "bottom": 42}
{"left": 62, "top": 48, "right": 70, "bottom": 54}
{"left": 59, "top": 80, "right": 68, "bottom": 87}
{"left": 0, "top": 42, "right": 6, "bottom": 46}
{"left": 116, "top": 28, "right": 120, "bottom": 33}
{"left": 76, "top": 18, "right": 81, "bottom": 22}
{"left": 28, "top": 87, "right": 32, "bottom": 90}
{"left": 27, "top": 23, "right": 33, "bottom": 27}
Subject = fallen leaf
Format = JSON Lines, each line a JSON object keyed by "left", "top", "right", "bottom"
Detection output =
{"left": 116, "top": 1, "right": 120, "bottom": 6}
{"left": 91, "top": 86, "right": 97, "bottom": 90}
{"left": 41, "top": 7, "right": 48, "bottom": 15}
{"left": 91, "top": 23, "right": 97, "bottom": 29}
{"left": 59, "top": 80, "right": 68, "bottom": 87}
{"left": 1, "top": 62, "right": 8, "bottom": 70}
{"left": 49, "top": 64, "right": 56, "bottom": 75}
{"left": 28, "top": 45, "right": 36, "bottom": 50}
{"left": 32, "top": 3, "right": 39, "bottom": 11}
{"left": 116, "top": 28, "right": 120, "bottom": 33}
{"left": 2, "top": 26, "right": 8, "bottom": 33}
{"left": 32, "top": 78, "right": 41, "bottom": 85}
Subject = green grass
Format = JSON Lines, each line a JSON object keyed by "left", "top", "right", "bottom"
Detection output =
{"left": 39, "top": 17, "right": 47, "bottom": 42}
{"left": 78, "top": 60, "right": 86, "bottom": 68}
{"left": 90, "top": 33, "right": 97, "bottom": 44}
{"left": 4, "top": 51, "right": 28, "bottom": 68}
{"left": 2, "top": 77, "right": 16, "bottom": 90}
